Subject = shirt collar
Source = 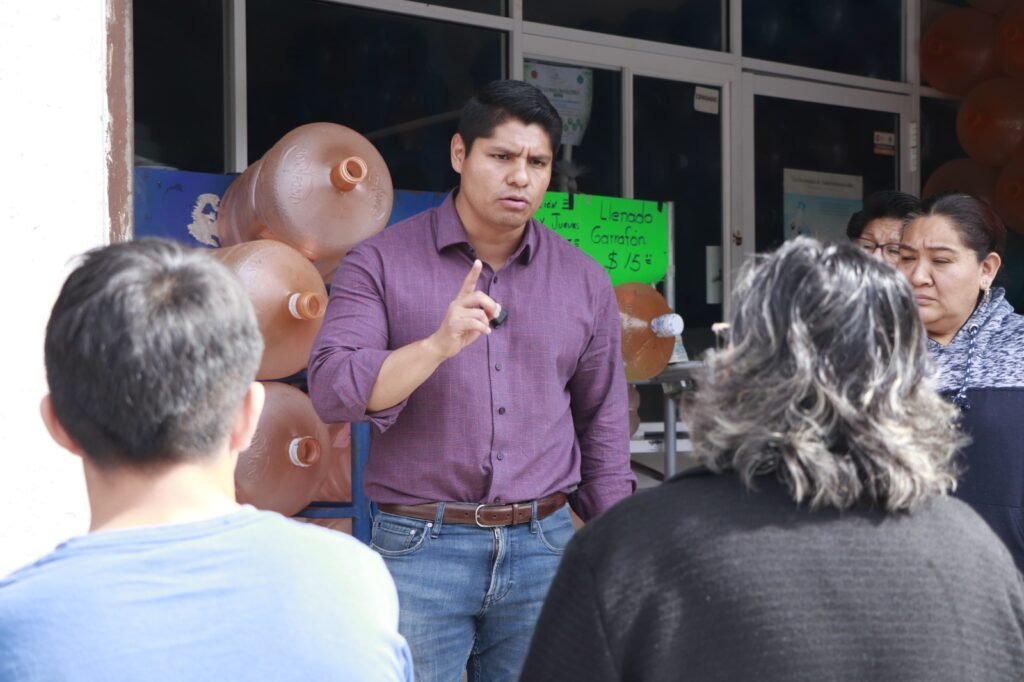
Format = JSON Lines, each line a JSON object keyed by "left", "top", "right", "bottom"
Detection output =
{"left": 433, "top": 191, "right": 538, "bottom": 265}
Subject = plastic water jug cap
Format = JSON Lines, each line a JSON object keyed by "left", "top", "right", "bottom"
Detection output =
{"left": 651, "top": 313, "right": 684, "bottom": 338}
{"left": 288, "top": 437, "right": 321, "bottom": 468}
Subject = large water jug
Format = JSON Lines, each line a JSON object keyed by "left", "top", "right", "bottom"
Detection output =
{"left": 294, "top": 422, "right": 353, "bottom": 533}
{"left": 957, "top": 78, "right": 1024, "bottom": 166}
{"left": 235, "top": 382, "right": 330, "bottom": 516}
{"left": 315, "top": 422, "right": 353, "bottom": 503}
{"left": 216, "top": 122, "right": 393, "bottom": 280}
{"left": 211, "top": 240, "right": 328, "bottom": 380}
{"left": 616, "top": 282, "right": 684, "bottom": 382}
{"left": 919, "top": 9, "right": 997, "bottom": 96}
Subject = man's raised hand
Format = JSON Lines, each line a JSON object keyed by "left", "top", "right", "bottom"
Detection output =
{"left": 426, "top": 260, "right": 501, "bottom": 359}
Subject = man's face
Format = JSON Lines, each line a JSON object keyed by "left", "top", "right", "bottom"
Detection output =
{"left": 451, "top": 119, "right": 554, "bottom": 235}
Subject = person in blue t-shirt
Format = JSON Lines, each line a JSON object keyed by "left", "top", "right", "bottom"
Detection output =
{"left": 0, "top": 239, "right": 413, "bottom": 682}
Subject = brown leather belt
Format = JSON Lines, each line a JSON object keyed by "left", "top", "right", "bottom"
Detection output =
{"left": 378, "top": 492, "right": 567, "bottom": 528}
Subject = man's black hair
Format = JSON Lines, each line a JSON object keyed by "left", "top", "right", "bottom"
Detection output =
{"left": 44, "top": 239, "right": 263, "bottom": 468}
{"left": 457, "top": 79, "right": 563, "bottom": 154}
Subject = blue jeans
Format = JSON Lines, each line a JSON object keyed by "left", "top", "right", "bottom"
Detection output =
{"left": 370, "top": 504, "right": 574, "bottom": 682}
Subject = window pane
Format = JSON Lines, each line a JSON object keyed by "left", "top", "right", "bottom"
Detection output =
{"left": 743, "top": 1, "right": 902, "bottom": 81}
{"left": 920, "top": 96, "right": 963, "bottom": 187}
{"left": 133, "top": 0, "right": 224, "bottom": 172}
{"left": 525, "top": 61, "right": 622, "bottom": 197}
{"left": 247, "top": 0, "right": 504, "bottom": 192}
{"left": 753, "top": 96, "right": 899, "bottom": 253}
{"left": 634, "top": 77, "right": 723, "bottom": 357}
{"left": 525, "top": 0, "right": 725, "bottom": 52}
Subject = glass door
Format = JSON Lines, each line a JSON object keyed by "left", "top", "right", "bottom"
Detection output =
{"left": 738, "top": 74, "right": 913, "bottom": 262}
{"left": 522, "top": 37, "right": 733, "bottom": 479}
{"left": 634, "top": 75, "right": 724, "bottom": 356}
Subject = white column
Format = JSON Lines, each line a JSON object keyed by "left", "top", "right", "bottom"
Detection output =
{"left": 0, "top": 1, "right": 117, "bottom": 575}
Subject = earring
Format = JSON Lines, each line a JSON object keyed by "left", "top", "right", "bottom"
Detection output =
{"left": 981, "top": 281, "right": 992, "bottom": 306}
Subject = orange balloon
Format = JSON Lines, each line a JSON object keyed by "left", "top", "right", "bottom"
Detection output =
{"left": 920, "top": 9, "right": 997, "bottom": 95}
{"left": 922, "top": 158, "right": 998, "bottom": 204}
{"left": 996, "top": 5, "right": 1024, "bottom": 79}
{"left": 994, "top": 154, "right": 1024, "bottom": 234}
{"left": 957, "top": 78, "right": 1024, "bottom": 166}
{"left": 615, "top": 283, "right": 683, "bottom": 382}
{"left": 968, "top": 0, "right": 1009, "bottom": 14}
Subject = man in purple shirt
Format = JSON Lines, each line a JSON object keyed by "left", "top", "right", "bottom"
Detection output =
{"left": 308, "top": 79, "right": 636, "bottom": 681}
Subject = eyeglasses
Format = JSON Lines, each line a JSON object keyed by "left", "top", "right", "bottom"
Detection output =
{"left": 852, "top": 238, "right": 901, "bottom": 264}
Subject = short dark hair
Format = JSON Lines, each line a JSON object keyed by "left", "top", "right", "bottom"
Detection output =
{"left": 44, "top": 239, "right": 263, "bottom": 469}
{"left": 457, "top": 79, "right": 563, "bottom": 155}
{"left": 912, "top": 192, "right": 1006, "bottom": 259}
{"left": 846, "top": 191, "right": 920, "bottom": 240}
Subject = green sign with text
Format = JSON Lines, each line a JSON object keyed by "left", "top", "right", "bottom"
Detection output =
{"left": 535, "top": 192, "right": 669, "bottom": 286}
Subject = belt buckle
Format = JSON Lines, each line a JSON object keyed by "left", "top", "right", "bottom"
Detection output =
{"left": 474, "top": 504, "right": 503, "bottom": 528}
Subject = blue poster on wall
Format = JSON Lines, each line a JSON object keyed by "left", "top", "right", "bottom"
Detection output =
{"left": 134, "top": 168, "right": 235, "bottom": 247}
{"left": 134, "top": 167, "right": 448, "bottom": 245}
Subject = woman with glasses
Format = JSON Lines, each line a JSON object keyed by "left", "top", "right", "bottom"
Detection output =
{"left": 846, "top": 190, "right": 920, "bottom": 264}
{"left": 899, "top": 192, "right": 1024, "bottom": 571}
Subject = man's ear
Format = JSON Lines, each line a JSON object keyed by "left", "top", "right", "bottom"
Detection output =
{"left": 229, "top": 382, "right": 265, "bottom": 454}
{"left": 40, "top": 395, "right": 85, "bottom": 457}
{"left": 451, "top": 133, "right": 466, "bottom": 174}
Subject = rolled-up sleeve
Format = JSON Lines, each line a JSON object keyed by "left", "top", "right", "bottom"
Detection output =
{"left": 307, "top": 244, "right": 408, "bottom": 432}
{"left": 567, "top": 280, "right": 636, "bottom": 520}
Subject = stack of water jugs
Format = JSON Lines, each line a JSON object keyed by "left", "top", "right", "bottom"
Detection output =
{"left": 211, "top": 122, "right": 394, "bottom": 532}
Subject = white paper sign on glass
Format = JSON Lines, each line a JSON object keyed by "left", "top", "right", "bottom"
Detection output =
{"left": 782, "top": 168, "right": 863, "bottom": 244}
{"left": 693, "top": 87, "right": 720, "bottom": 115}
{"left": 524, "top": 60, "right": 594, "bottom": 147}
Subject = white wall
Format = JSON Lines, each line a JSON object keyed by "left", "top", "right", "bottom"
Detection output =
{"left": 0, "top": 2, "right": 111, "bottom": 575}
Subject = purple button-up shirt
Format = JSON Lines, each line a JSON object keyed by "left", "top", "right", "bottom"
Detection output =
{"left": 308, "top": 194, "right": 635, "bottom": 520}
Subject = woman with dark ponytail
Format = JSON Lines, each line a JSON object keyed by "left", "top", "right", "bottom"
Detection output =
{"left": 899, "top": 192, "right": 1024, "bottom": 571}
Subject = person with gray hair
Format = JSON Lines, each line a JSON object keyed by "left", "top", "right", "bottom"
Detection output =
{"left": 522, "top": 237, "right": 1024, "bottom": 681}
{"left": 0, "top": 239, "right": 412, "bottom": 681}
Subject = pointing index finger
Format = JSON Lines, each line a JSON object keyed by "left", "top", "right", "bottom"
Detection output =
{"left": 459, "top": 259, "right": 483, "bottom": 297}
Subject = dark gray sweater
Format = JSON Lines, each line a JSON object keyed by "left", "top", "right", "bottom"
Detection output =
{"left": 521, "top": 470, "right": 1024, "bottom": 681}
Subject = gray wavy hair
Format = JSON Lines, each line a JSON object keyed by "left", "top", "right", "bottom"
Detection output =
{"left": 684, "top": 237, "right": 964, "bottom": 512}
